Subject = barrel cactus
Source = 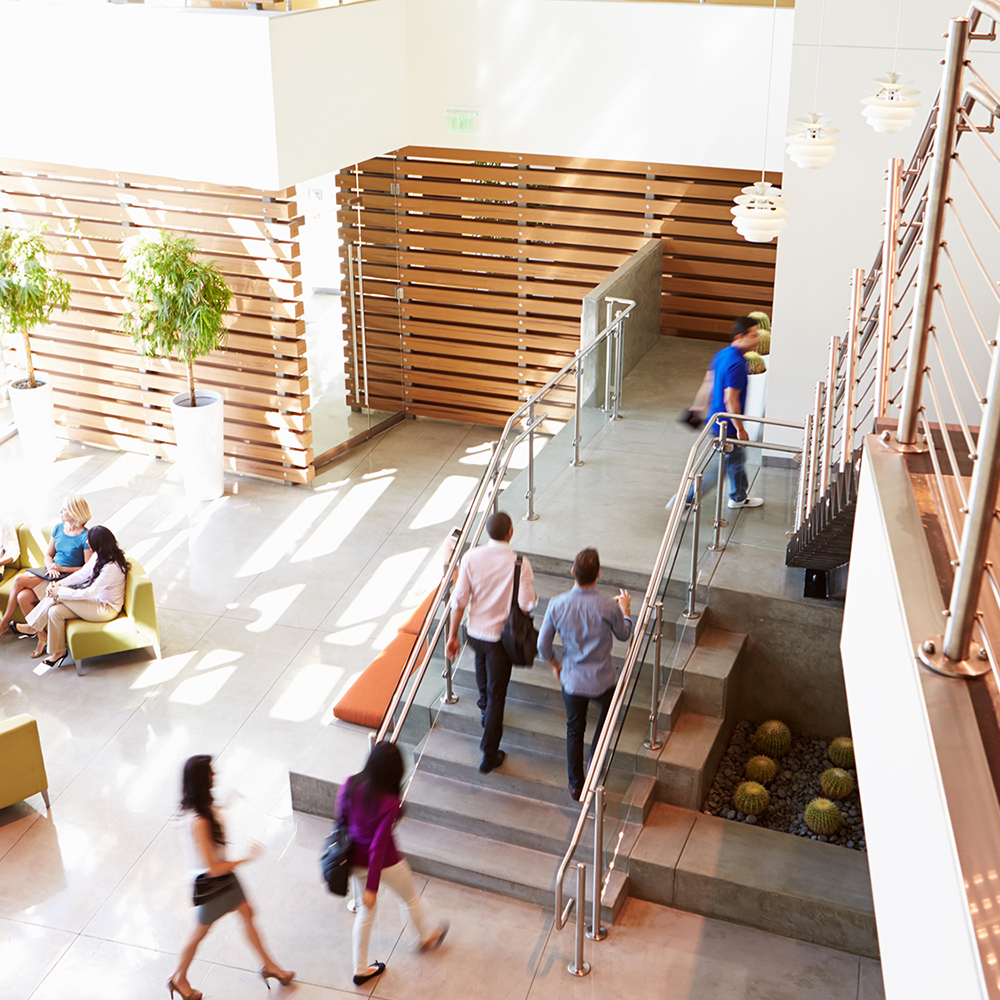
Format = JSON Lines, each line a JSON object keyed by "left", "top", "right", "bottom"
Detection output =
{"left": 828, "top": 736, "right": 855, "bottom": 769}
{"left": 804, "top": 798, "right": 842, "bottom": 835}
{"left": 745, "top": 755, "right": 778, "bottom": 785}
{"left": 820, "top": 768, "right": 854, "bottom": 800}
{"left": 733, "top": 781, "right": 770, "bottom": 817}
{"left": 757, "top": 329, "right": 771, "bottom": 356}
{"left": 744, "top": 351, "right": 767, "bottom": 375}
{"left": 748, "top": 310, "right": 771, "bottom": 332}
{"left": 753, "top": 720, "right": 792, "bottom": 758}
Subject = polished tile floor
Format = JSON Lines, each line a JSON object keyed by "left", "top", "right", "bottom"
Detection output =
{"left": 0, "top": 348, "right": 882, "bottom": 1000}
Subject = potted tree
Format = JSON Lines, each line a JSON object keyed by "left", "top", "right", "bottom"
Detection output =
{"left": 0, "top": 224, "right": 72, "bottom": 462}
{"left": 121, "top": 231, "right": 232, "bottom": 500}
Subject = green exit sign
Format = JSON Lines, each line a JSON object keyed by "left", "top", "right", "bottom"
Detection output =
{"left": 445, "top": 107, "right": 480, "bottom": 134}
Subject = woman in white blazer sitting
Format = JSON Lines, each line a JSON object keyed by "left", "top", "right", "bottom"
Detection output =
{"left": 14, "top": 525, "right": 128, "bottom": 668}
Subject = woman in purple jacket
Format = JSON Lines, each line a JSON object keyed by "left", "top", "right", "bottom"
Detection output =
{"left": 336, "top": 742, "right": 448, "bottom": 985}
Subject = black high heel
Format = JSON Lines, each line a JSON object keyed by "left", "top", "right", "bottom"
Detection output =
{"left": 166, "top": 978, "right": 203, "bottom": 1000}
{"left": 259, "top": 968, "right": 295, "bottom": 989}
{"left": 43, "top": 651, "right": 68, "bottom": 669}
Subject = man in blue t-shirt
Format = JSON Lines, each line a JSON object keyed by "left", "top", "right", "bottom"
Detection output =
{"left": 682, "top": 316, "right": 763, "bottom": 509}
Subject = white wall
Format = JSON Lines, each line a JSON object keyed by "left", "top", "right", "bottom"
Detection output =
{"left": 767, "top": 0, "right": 1000, "bottom": 444}
{"left": 404, "top": 0, "right": 793, "bottom": 171}
{"left": 0, "top": 0, "right": 791, "bottom": 190}
{"left": 0, "top": 2, "right": 281, "bottom": 189}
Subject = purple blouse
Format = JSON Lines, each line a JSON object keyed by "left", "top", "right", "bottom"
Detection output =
{"left": 335, "top": 778, "right": 403, "bottom": 893}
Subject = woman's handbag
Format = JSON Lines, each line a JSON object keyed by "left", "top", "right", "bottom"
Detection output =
{"left": 192, "top": 871, "right": 239, "bottom": 907}
{"left": 500, "top": 555, "right": 538, "bottom": 667}
{"left": 320, "top": 819, "right": 352, "bottom": 896}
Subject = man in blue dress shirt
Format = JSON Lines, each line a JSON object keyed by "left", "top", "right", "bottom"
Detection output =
{"left": 538, "top": 548, "right": 633, "bottom": 800}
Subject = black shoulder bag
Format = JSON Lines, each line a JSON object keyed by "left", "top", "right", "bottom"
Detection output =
{"left": 500, "top": 555, "right": 538, "bottom": 667}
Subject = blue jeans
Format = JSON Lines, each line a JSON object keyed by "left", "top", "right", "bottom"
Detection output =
{"left": 687, "top": 439, "right": 748, "bottom": 504}
{"left": 562, "top": 685, "right": 616, "bottom": 792}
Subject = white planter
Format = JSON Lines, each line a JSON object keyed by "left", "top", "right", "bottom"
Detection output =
{"left": 8, "top": 375, "right": 57, "bottom": 463}
{"left": 170, "top": 390, "right": 225, "bottom": 501}
{"left": 744, "top": 370, "right": 768, "bottom": 443}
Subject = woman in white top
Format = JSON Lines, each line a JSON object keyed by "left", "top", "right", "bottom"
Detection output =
{"left": 13, "top": 524, "right": 126, "bottom": 668}
{"left": 169, "top": 755, "right": 294, "bottom": 1000}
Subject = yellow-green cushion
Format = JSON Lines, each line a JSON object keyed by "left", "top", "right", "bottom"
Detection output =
{"left": 0, "top": 525, "right": 52, "bottom": 623}
{"left": 0, "top": 714, "right": 48, "bottom": 810}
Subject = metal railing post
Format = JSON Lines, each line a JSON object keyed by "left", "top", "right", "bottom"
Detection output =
{"left": 572, "top": 360, "right": 584, "bottom": 467}
{"left": 941, "top": 326, "right": 1000, "bottom": 664}
{"left": 897, "top": 17, "right": 971, "bottom": 444}
{"left": 644, "top": 601, "right": 664, "bottom": 751}
{"left": 841, "top": 270, "right": 864, "bottom": 473}
{"left": 821, "top": 336, "right": 839, "bottom": 496}
{"left": 587, "top": 787, "right": 607, "bottom": 941}
{"left": 612, "top": 312, "right": 624, "bottom": 421}
{"left": 526, "top": 401, "right": 538, "bottom": 521}
{"left": 795, "top": 414, "right": 813, "bottom": 532}
{"left": 685, "top": 474, "right": 702, "bottom": 620}
{"left": 568, "top": 863, "right": 591, "bottom": 976}
{"left": 604, "top": 301, "right": 614, "bottom": 412}
{"left": 808, "top": 384, "right": 823, "bottom": 512}
{"left": 876, "top": 157, "right": 904, "bottom": 420}
{"left": 710, "top": 424, "right": 728, "bottom": 551}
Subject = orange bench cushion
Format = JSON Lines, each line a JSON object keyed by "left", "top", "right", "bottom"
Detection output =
{"left": 333, "top": 631, "right": 427, "bottom": 729}
{"left": 399, "top": 590, "right": 437, "bottom": 636}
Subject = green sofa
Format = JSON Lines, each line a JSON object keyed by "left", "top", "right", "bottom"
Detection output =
{"left": 0, "top": 524, "right": 161, "bottom": 676}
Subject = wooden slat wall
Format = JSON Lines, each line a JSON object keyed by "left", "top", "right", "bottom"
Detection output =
{"left": 338, "top": 147, "right": 778, "bottom": 427}
{"left": 0, "top": 159, "right": 312, "bottom": 483}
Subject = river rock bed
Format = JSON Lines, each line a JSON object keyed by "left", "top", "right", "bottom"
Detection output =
{"left": 703, "top": 719, "right": 866, "bottom": 852}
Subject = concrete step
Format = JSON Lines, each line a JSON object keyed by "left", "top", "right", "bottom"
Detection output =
{"left": 435, "top": 681, "right": 653, "bottom": 761}
{"left": 397, "top": 816, "right": 629, "bottom": 923}
{"left": 676, "top": 627, "right": 745, "bottom": 720}
{"left": 628, "top": 803, "right": 877, "bottom": 958}
{"left": 403, "top": 770, "right": 644, "bottom": 858}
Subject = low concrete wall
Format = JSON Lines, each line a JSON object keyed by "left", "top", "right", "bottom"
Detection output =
{"left": 580, "top": 238, "right": 662, "bottom": 406}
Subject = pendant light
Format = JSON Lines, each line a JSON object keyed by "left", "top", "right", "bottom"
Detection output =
{"left": 732, "top": 0, "right": 790, "bottom": 243}
{"left": 785, "top": 0, "right": 839, "bottom": 169}
{"left": 862, "top": 0, "right": 921, "bottom": 133}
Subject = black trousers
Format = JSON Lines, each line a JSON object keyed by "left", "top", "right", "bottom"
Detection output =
{"left": 468, "top": 635, "right": 512, "bottom": 760}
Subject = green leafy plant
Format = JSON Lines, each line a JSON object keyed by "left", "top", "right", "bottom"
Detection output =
{"left": 745, "top": 755, "right": 778, "bottom": 784}
{"left": 804, "top": 797, "right": 842, "bottom": 835}
{"left": 828, "top": 736, "right": 855, "bottom": 769}
{"left": 744, "top": 351, "right": 767, "bottom": 375}
{"left": 0, "top": 224, "right": 72, "bottom": 389}
{"left": 120, "top": 231, "right": 231, "bottom": 407}
{"left": 820, "top": 768, "right": 854, "bottom": 800}
{"left": 733, "top": 781, "right": 769, "bottom": 816}
{"left": 752, "top": 720, "right": 792, "bottom": 758}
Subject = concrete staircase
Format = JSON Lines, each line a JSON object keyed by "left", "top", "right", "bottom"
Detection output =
{"left": 392, "top": 560, "right": 744, "bottom": 924}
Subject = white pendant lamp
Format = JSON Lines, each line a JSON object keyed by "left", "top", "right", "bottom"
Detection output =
{"left": 731, "top": 182, "right": 789, "bottom": 243}
{"left": 785, "top": 0, "right": 839, "bottom": 170}
{"left": 786, "top": 114, "right": 840, "bottom": 169}
{"left": 733, "top": 0, "right": 790, "bottom": 243}
{"left": 862, "top": 72, "right": 921, "bottom": 133}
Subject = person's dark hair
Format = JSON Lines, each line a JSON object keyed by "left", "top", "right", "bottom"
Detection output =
{"left": 572, "top": 548, "right": 600, "bottom": 586}
{"left": 70, "top": 525, "right": 129, "bottom": 590}
{"left": 181, "top": 754, "right": 225, "bottom": 846}
{"left": 732, "top": 315, "right": 759, "bottom": 340}
{"left": 349, "top": 741, "right": 404, "bottom": 805}
{"left": 486, "top": 511, "right": 513, "bottom": 541}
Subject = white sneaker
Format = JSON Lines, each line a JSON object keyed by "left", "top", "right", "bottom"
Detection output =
{"left": 728, "top": 496, "right": 763, "bottom": 509}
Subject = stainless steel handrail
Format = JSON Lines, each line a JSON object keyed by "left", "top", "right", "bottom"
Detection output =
{"left": 554, "top": 413, "right": 805, "bottom": 933}
{"left": 374, "top": 299, "right": 636, "bottom": 744}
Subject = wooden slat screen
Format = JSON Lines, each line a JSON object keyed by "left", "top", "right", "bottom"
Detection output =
{"left": 0, "top": 159, "right": 311, "bottom": 483}
{"left": 338, "top": 147, "right": 778, "bottom": 427}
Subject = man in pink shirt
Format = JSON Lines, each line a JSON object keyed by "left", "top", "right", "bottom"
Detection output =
{"left": 446, "top": 512, "right": 537, "bottom": 773}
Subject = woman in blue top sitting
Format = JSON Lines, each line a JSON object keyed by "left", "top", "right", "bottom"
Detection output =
{"left": 0, "top": 495, "right": 92, "bottom": 657}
